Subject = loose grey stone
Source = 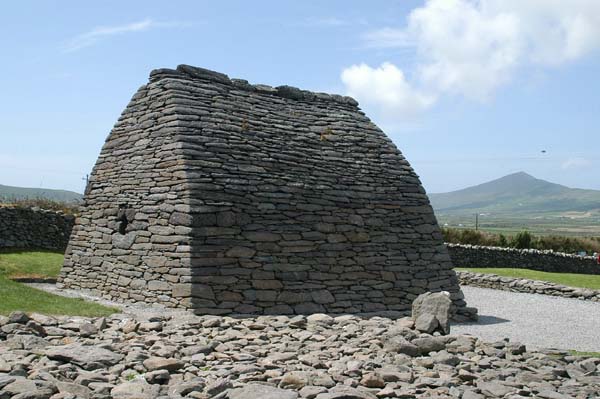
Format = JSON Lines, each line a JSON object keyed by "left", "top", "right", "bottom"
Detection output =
{"left": 315, "top": 386, "right": 377, "bottom": 399}
{"left": 299, "top": 386, "right": 328, "bottom": 399}
{"left": 412, "top": 291, "right": 452, "bottom": 334}
{"left": 8, "top": 311, "right": 30, "bottom": 324}
{"left": 477, "top": 381, "right": 516, "bottom": 397}
{"left": 45, "top": 343, "right": 124, "bottom": 370}
{"left": 383, "top": 336, "right": 419, "bottom": 357}
{"left": 111, "top": 380, "right": 161, "bottom": 399}
{"left": 2, "top": 378, "right": 38, "bottom": 396}
{"left": 56, "top": 381, "right": 92, "bottom": 399}
{"left": 142, "top": 357, "right": 184, "bottom": 372}
{"left": 226, "top": 383, "right": 299, "bottom": 399}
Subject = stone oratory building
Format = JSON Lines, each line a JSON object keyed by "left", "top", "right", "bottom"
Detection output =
{"left": 59, "top": 64, "right": 472, "bottom": 319}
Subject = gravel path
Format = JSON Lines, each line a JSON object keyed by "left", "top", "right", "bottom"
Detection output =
{"left": 27, "top": 283, "right": 190, "bottom": 319}
{"left": 454, "top": 286, "right": 600, "bottom": 352}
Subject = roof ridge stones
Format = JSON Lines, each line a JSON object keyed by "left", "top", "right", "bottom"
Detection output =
{"left": 149, "top": 64, "right": 359, "bottom": 106}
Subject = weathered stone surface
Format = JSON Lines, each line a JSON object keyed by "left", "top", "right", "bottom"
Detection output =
{"left": 477, "top": 381, "right": 516, "bottom": 397}
{"left": 315, "top": 386, "right": 377, "bottom": 399}
{"left": 383, "top": 336, "right": 419, "bottom": 357}
{"left": 412, "top": 291, "right": 452, "bottom": 334}
{"left": 56, "top": 381, "right": 92, "bottom": 399}
{"left": 2, "top": 378, "right": 38, "bottom": 396}
{"left": 8, "top": 311, "right": 30, "bottom": 324}
{"left": 280, "top": 371, "right": 311, "bottom": 389}
{"left": 45, "top": 343, "right": 123, "bottom": 370}
{"left": 360, "top": 373, "right": 385, "bottom": 388}
{"left": 300, "top": 386, "right": 328, "bottom": 398}
{"left": 111, "top": 380, "right": 160, "bottom": 399}
{"left": 227, "top": 383, "right": 299, "bottom": 399}
{"left": 414, "top": 312, "right": 439, "bottom": 334}
{"left": 142, "top": 357, "right": 184, "bottom": 372}
{"left": 206, "top": 378, "right": 233, "bottom": 396}
{"left": 412, "top": 336, "right": 446, "bottom": 354}
{"left": 0, "top": 375, "right": 16, "bottom": 389}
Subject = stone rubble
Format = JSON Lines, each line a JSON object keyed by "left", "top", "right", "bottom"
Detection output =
{"left": 1, "top": 310, "right": 598, "bottom": 399}
{"left": 458, "top": 271, "right": 600, "bottom": 302}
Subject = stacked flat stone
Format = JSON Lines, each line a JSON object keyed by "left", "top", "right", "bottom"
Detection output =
{"left": 0, "top": 206, "right": 74, "bottom": 251}
{"left": 59, "top": 64, "right": 472, "bottom": 318}
{"left": 458, "top": 270, "right": 600, "bottom": 301}
{"left": 447, "top": 243, "right": 600, "bottom": 275}
{"left": 1, "top": 310, "right": 598, "bottom": 398}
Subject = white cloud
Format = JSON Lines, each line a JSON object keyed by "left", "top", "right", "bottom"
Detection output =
{"left": 341, "top": 62, "right": 435, "bottom": 117}
{"left": 343, "top": 0, "right": 600, "bottom": 116}
{"left": 484, "top": 0, "right": 600, "bottom": 65}
{"left": 63, "top": 19, "right": 188, "bottom": 53}
{"left": 562, "top": 157, "right": 591, "bottom": 170}
{"left": 405, "top": 0, "right": 522, "bottom": 100}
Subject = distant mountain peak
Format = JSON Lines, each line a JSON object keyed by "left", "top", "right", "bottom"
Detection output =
{"left": 508, "top": 171, "right": 534, "bottom": 178}
{"left": 429, "top": 172, "right": 600, "bottom": 216}
{"left": 495, "top": 171, "right": 537, "bottom": 182}
{"left": 0, "top": 184, "right": 82, "bottom": 203}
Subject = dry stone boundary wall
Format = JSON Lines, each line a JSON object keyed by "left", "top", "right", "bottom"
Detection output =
{"left": 457, "top": 270, "right": 600, "bottom": 302}
{"left": 0, "top": 207, "right": 74, "bottom": 251}
{"left": 447, "top": 243, "right": 600, "bottom": 275}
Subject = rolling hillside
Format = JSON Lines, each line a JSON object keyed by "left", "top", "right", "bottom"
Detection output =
{"left": 0, "top": 184, "right": 82, "bottom": 203}
{"left": 430, "top": 172, "right": 600, "bottom": 217}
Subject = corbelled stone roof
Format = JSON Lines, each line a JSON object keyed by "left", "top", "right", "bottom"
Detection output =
{"left": 149, "top": 64, "right": 359, "bottom": 105}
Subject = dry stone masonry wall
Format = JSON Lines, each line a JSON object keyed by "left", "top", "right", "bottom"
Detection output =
{"left": 59, "top": 64, "right": 474, "bottom": 319}
{"left": 457, "top": 270, "right": 600, "bottom": 302}
{"left": 448, "top": 243, "right": 600, "bottom": 275}
{"left": 0, "top": 207, "right": 74, "bottom": 251}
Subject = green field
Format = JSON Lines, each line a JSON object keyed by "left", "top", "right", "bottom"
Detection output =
{"left": 456, "top": 268, "right": 600, "bottom": 290}
{"left": 0, "top": 250, "right": 116, "bottom": 317}
{"left": 569, "top": 351, "right": 600, "bottom": 357}
{"left": 431, "top": 171, "right": 600, "bottom": 237}
{"left": 0, "top": 249, "right": 63, "bottom": 278}
{"left": 438, "top": 215, "right": 600, "bottom": 237}
{"left": 0, "top": 183, "right": 82, "bottom": 202}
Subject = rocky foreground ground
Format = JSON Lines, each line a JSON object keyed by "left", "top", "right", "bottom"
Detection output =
{"left": 1, "top": 310, "right": 599, "bottom": 399}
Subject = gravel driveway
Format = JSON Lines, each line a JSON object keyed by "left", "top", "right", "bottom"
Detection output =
{"left": 454, "top": 286, "right": 600, "bottom": 352}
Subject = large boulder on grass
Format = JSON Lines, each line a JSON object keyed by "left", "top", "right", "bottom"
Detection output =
{"left": 412, "top": 291, "right": 452, "bottom": 335}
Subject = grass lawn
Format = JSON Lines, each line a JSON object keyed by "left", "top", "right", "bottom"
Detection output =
{"left": 0, "top": 249, "right": 63, "bottom": 279}
{"left": 0, "top": 249, "right": 117, "bottom": 317}
{"left": 570, "top": 350, "right": 600, "bottom": 357}
{"left": 456, "top": 267, "right": 600, "bottom": 290}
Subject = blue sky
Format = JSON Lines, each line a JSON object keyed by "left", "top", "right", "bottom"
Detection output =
{"left": 1, "top": 0, "right": 598, "bottom": 194}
